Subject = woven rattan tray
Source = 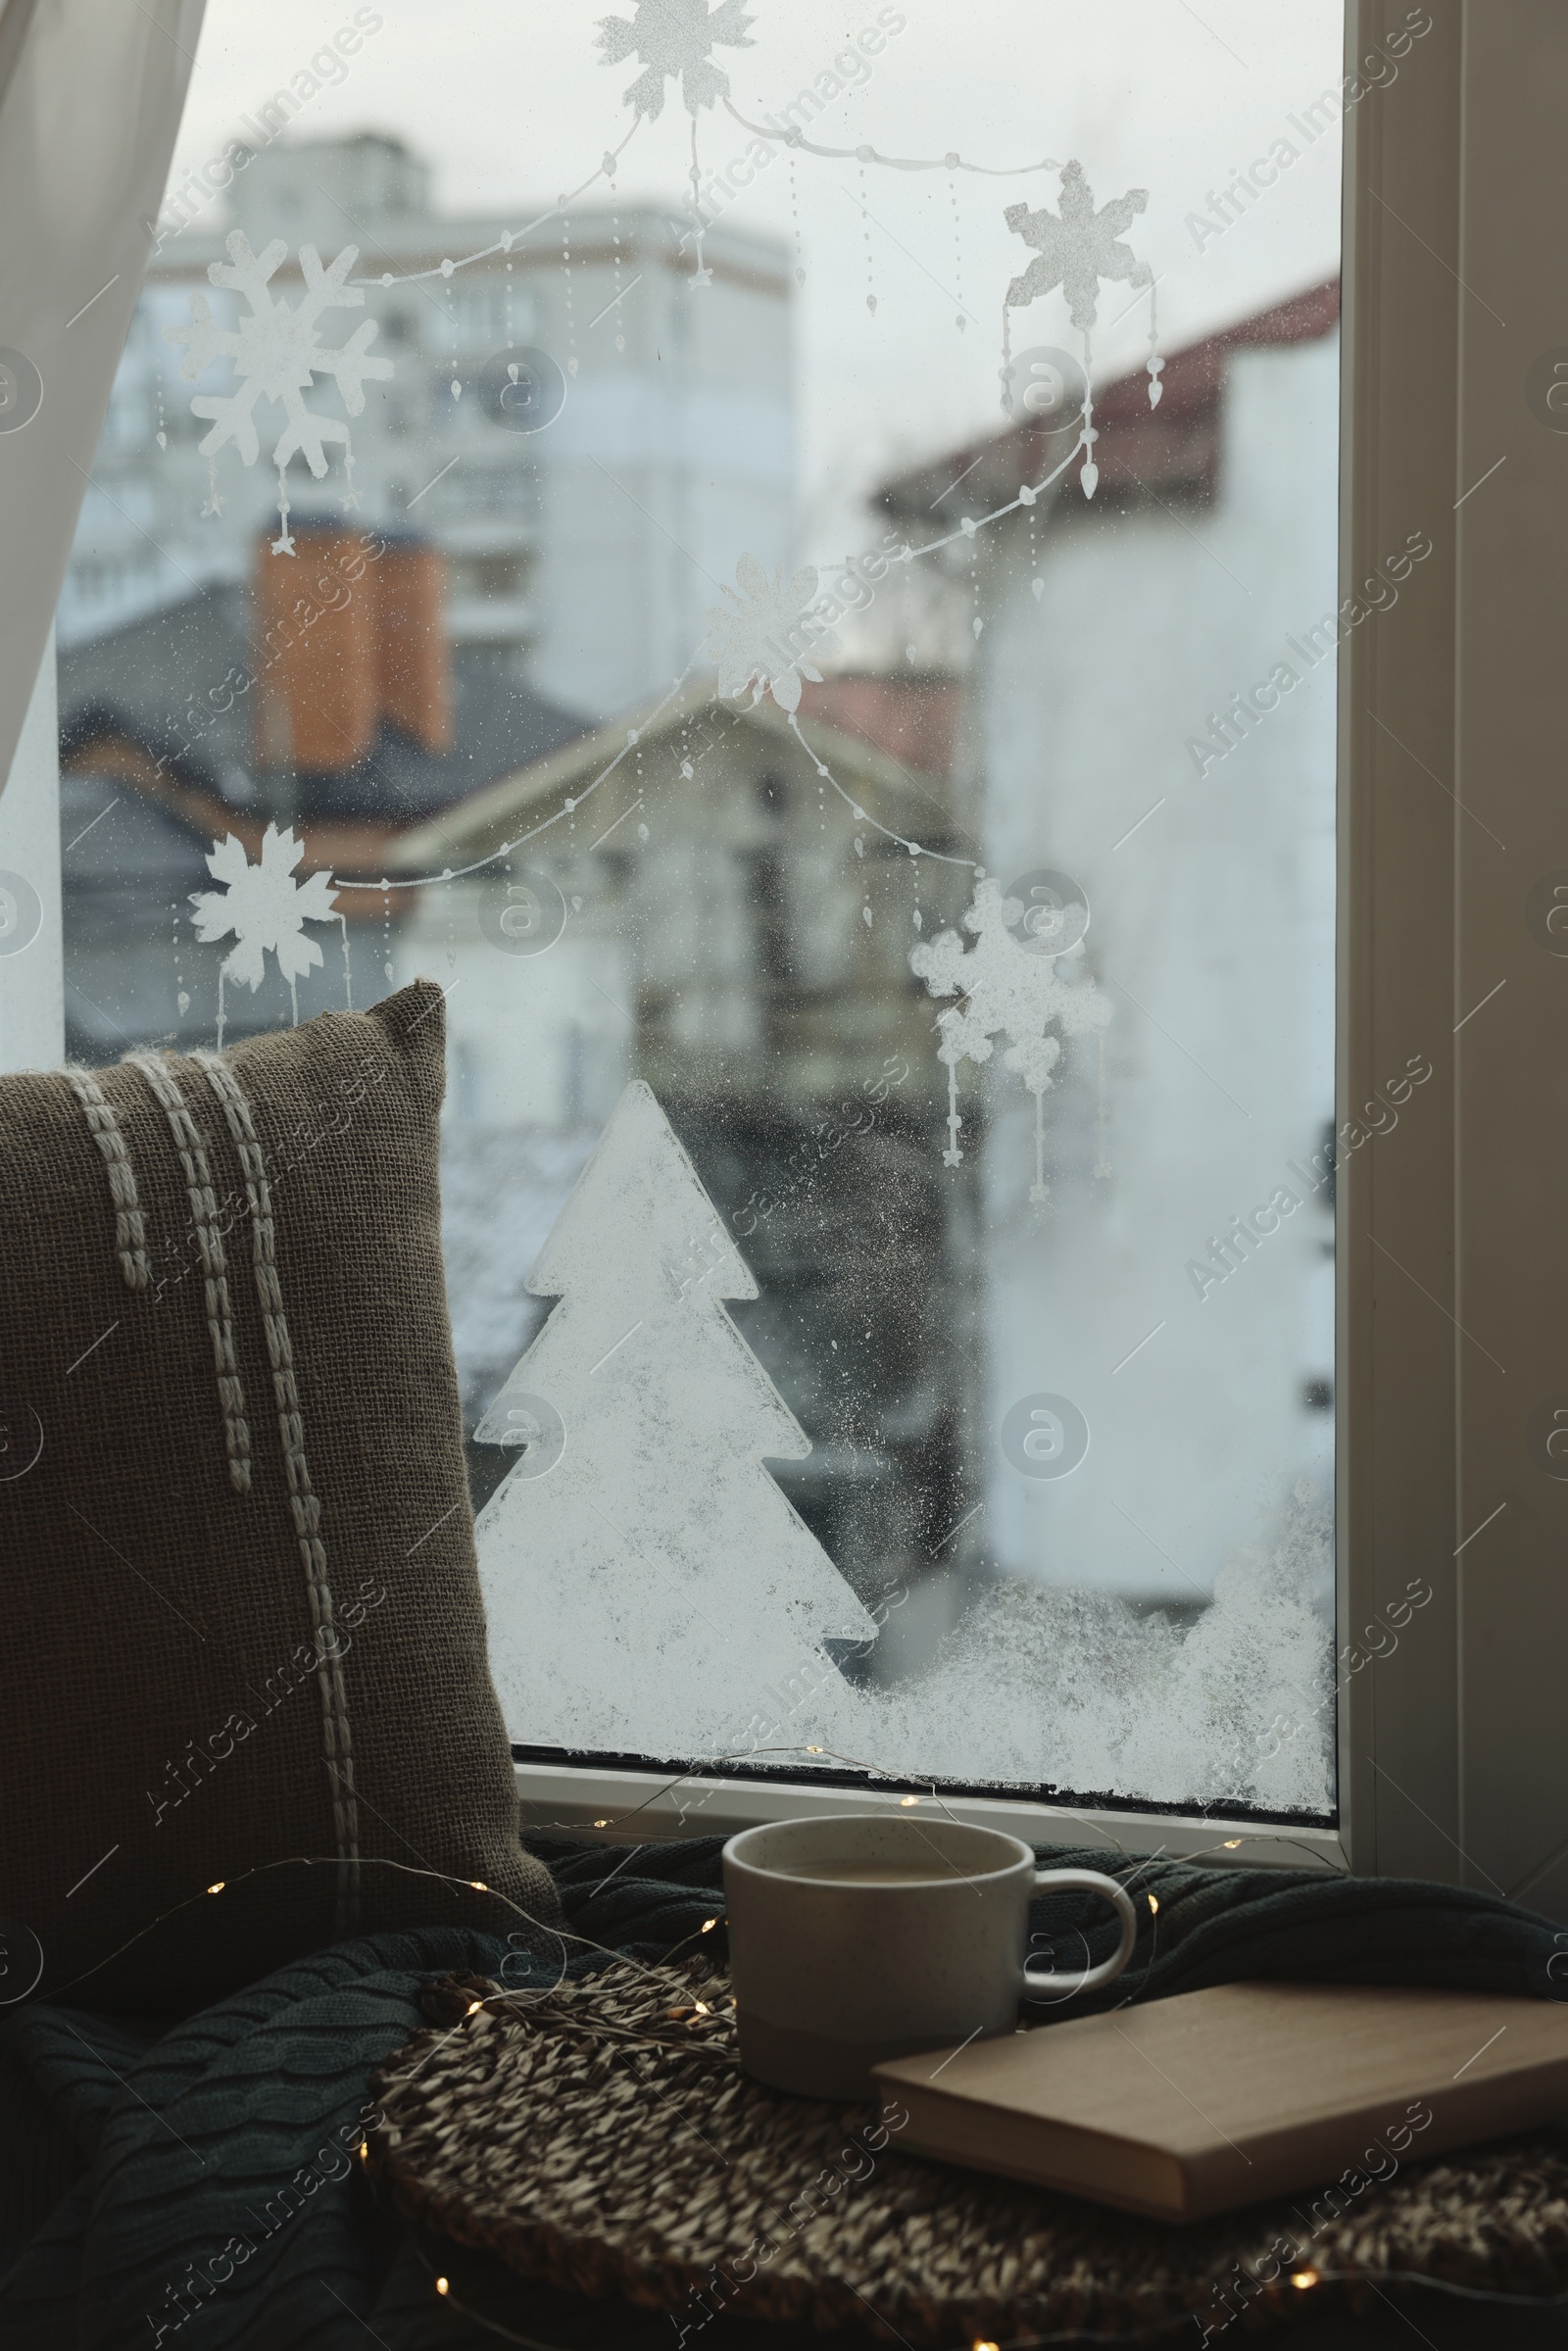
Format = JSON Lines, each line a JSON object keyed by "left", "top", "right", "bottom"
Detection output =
{"left": 367, "top": 1959, "right": 1568, "bottom": 2344}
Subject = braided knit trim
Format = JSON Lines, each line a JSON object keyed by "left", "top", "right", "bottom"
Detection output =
{"left": 194, "top": 1049, "right": 362, "bottom": 1932}
{"left": 63, "top": 1067, "right": 151, "bottom": 1292}
{"left": 126, "top": 1055, "right": 252, "bottom": 1495}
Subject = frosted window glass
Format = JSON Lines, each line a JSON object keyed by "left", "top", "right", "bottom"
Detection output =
{"left": 58, "top": 0, "right": 1370, "bottom": 1823}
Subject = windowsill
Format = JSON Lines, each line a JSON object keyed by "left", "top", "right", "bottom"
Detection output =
{"left": 514, "top": 1760, "right": 1349, "bottom": 1873}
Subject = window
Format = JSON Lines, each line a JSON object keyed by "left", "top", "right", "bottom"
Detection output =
{"left": 19, "top": 0, "right": 1566, "bottom": 1896}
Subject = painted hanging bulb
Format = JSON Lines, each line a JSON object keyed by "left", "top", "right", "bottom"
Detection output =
{"left": 859, "top": 161, "right": 876, "bottom": 313}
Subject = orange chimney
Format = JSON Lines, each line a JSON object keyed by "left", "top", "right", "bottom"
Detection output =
{"left": 251, "top": 529, "right": 452, "bottom": 773}
{"left": 377, "top": 541, "right": 453, "bottom": 754}
{"left": 252, "top": 527, "right": 380, "bottom": 772}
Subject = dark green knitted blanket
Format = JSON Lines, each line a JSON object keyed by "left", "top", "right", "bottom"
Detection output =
{"left": 1, "top": 1837, "right": 1563, "bottom": 2349}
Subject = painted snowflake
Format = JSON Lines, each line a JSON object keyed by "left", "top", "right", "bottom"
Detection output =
{"left": 166, "top": 233, "right": 392, "bottom": 547}
{"left": 191, "top": 824, "right": 345, "bottom": 1035}
{"left": 911, "top": 878, "right": 1110, "bottom": 1200}
{"left": 1003, "top": 161, "right": 1152, "bottom": 332}
{"left": 597, "top": 0, "right": 755, "bottom": 118}
{"left": 700, "top": 554, "right": 840, "bottom": 715}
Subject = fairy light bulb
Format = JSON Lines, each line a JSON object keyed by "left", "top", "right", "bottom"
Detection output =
{"left": 470, "top": 1880, "right": 488, "bottom": 1892}
{"left": 1292, "top": 2270, "right": 1319, "bottom": 2291}
{"left": 435, "top": 2277, "right": 450, "bottom": 2296}
{"left": 466, "top": 2000, "right": 483, "bottom": 2016}
{"left": 900, "top": 1794, "right": 919, "bottom": 1807}
{"left": 1223, "top": 1838, "right": 1243, "bottom": 1849}
{"left": 207, "top": 1881, "right": 224, "bottom": 1894}
{"left": 700, "top": 1918, "right": 717, "bottom": 1934}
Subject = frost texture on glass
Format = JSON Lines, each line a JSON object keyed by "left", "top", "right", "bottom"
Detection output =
{"left": 477, "top": 1086, "right": 1333, "bottom": 1814}
{"left": 846, "top": 1489, "right": 1335, "bottom": 1816}
{"left": 475, "top": 1080, "right": 877, "bottom": 1757}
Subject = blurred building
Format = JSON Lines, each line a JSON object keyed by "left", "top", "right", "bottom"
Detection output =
{"left": 57, "top": 526, "right": 584, "bottom": 1058}
{"left": 879, "top": 282, "right": 1341, "bottom": 1603}
{"left": 60, "top": 132, "right": 794, "bottom": 721}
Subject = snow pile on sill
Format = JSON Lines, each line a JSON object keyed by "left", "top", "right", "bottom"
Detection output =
{"left": 742, "top": 1485, "right": 1337, "bottom": 1819}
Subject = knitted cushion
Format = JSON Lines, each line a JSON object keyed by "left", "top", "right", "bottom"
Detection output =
{"left": 0, "top": 980, "right": 560, "bottom": 2011}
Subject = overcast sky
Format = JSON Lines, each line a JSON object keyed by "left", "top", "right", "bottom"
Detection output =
{"left": 171, "top": 0, "right": 1355, "bottom": 562}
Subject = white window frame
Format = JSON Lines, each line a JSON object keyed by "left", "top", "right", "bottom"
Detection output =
{"left": 518, "top": 0, "right": 1568, "bottom": 1899}
{"left": 1333, "top": 0, "right": 1568, "bottom": 1913}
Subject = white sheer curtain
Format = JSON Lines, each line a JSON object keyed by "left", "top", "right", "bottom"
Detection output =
{"left": 0, "top": 0, "right": 205, "bottom": 786}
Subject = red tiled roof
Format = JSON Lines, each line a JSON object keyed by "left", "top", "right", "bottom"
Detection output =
{"left": 793, "top": 672, "right": 960, "bottom": 779}
{"left": 878, "top": 278, "right": 1340, "bottom": 524}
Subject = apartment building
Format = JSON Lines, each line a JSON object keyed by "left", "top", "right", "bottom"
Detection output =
{"left": 60, "top": 131, "right": 793, "bottom": 722}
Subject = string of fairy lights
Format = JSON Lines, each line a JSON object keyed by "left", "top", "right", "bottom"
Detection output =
{"left": 411, "top": 2245, "right": 1568, "bottom": 2351}
{"left": 34, "top": 1800, "right": 1563, "bottom": 2335}
{"left": 31, "top": 1741, "right": 1341, "bottom": 2013}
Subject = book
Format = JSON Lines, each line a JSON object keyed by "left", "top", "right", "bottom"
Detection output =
{"left": 871, "top": 1980, "right": 1568, "bottom": 2222}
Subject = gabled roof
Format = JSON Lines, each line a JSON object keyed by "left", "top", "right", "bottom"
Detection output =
{"left": 59, "top": 729, "right": 410, "bottom": 921}
{"left": 878, "top": 278, "right": 1340, "bottom": 529}
{"left": 392, "top": 675, "right": 965, "bottom": 869}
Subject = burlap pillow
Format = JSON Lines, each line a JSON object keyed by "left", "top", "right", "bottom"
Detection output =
{"left": 0, "top": 980, "right": 560, "bottom": 2012}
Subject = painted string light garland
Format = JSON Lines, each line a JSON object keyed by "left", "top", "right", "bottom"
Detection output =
{"left": 165, "top": 0, "right": 1164, "bottom": 533}
{"left": 322, "top": 418, "right": 1098, "bottom": 900}
{"left": 26, "top": 1739, "right": 1341, "bottom": 2014}
{"left": 169, "top": 0, "right": 1164, "bottom": 1183}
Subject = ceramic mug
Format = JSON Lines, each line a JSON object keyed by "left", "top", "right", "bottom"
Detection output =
{"left": 722, "top": 1812, "right": 1139, "bottom": 2097}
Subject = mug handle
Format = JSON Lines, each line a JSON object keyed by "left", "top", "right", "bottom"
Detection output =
{"left": 1022, "top": 1868, "right": 1140, "bottom": 2000}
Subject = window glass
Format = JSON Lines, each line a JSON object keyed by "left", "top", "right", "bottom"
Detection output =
{"left": 59, "top": 0, "right": 1368, "bottom": 1821}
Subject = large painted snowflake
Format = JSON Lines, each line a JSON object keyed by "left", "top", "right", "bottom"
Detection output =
{"left": 911, "top": 878, "right": 1110, "bottom": 1200}
{"left": 191, "top": 824, "right": 345, "bottom": 1036}
{"left": 597, "top": 0, "right": 755, "bottom": 118}
{"left": 166, "top": 233, "right": 392, "bottom": 546}
{"left": 1003, "top": 161, "right": 1152, "bottom": 331}
{"left": 700, "top": 554, "right": 839, "bottom": 715}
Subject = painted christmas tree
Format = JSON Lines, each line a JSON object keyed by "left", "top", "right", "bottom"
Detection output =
{"left": 474, "top": 1081, "right": 876, "bottom": 1758}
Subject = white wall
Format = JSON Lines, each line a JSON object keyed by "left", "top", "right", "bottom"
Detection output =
{"left": 527, "top": 270, "right": 794, "bottom": 718}
{"left": 979, "top": 333, "right": 1339, "bottom": 1601}
{"left": 397, "top": 881, "right": 627, "bottom": 1129}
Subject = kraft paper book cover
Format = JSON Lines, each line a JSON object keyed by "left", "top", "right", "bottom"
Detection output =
{"left": 873, "top": 1982, "right": 1568, "bottom": 2222}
